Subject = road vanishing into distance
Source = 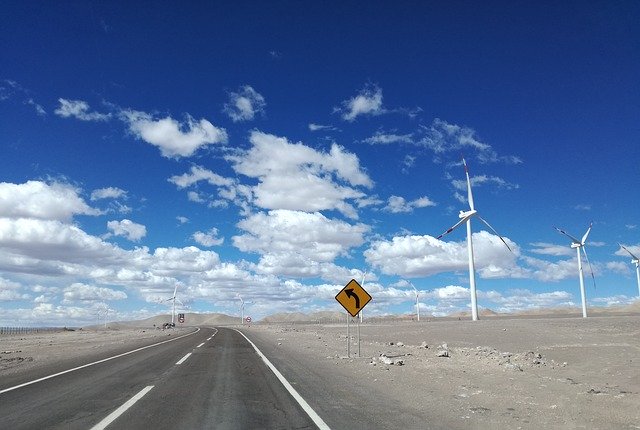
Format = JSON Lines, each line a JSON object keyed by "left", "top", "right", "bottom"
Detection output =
{"left": 0, "top": 327, "right": 328, "bottom": 430}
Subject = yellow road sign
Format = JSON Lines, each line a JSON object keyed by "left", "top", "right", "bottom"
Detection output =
{"left": 335, "top": 279, "right": 372, "bottom": 317}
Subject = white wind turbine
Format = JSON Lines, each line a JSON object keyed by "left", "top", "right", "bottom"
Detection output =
{"left": 237, "top": 294, "right": 253, "bottom": 324}
{"left": 165, "top": 284, "right": 182, "bottom": 326}
{"left": 410, "top": 282, "right": 420, "bottom": 322}
{"left": 619, "top": 244, "right": 640, "bottom": 297}
{"left": 554, "top": 223, "right": 595, "bottom": 318}
{"left": 436, "top": 158, "right": 513, "bottom": 321}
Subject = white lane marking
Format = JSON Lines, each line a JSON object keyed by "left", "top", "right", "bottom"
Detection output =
{"left": 90, "top": 385, "right": 154, "bottom": 430}
{"left": 197, "top": 342, "right": 205, "bottom": 348}
{"left": 175, "top": 352, "right": 192, "bottom": 365}
{"left": 0, "top": 328, "right": 201, "bottom": 395}
{"left": 235, "top": 330, "right": 331, "bottom": 430}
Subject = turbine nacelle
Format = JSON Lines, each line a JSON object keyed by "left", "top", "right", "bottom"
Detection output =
{"left": 458, "top": 209, "right": 477, "bottom": 220}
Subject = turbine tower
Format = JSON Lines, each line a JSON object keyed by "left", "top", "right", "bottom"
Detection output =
{"left": 554, "top": 223, "right": 595, "bottom": 318}
{"left": 437, "top": 158, "right": 513, "bottom": 321}
{"left": 619, "top": 244, "right": 640, "bottom": 297}
{"left": 165, "top": 284, "right": 180, "bottom": 326}
{"left": 410, "top": 282, "right": 420, "bottom": 322}
{"left": 238, "top": 294, "right": 245, "bottom": 324}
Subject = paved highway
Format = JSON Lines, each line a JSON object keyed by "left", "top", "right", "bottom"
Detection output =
{"left": 0, "top": 327, "right": 325, "bottom": 429}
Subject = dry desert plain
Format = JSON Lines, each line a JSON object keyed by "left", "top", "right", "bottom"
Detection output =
{"left": 1, "top": 309, "right": 639, "bottom": 429}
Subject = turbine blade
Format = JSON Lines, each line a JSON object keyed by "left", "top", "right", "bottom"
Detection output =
{"left": 581, "top": 222, "right": 593, "bottom": 244}
{"left": 619, "top": 243, "right": 640, "bottom": 261}
{"left": 437, "top": 217, "right": 468, "bottom": 239}
{"left": 477, "top": 215, "right": 513, "bottom": 253}
{"left": 463, "top": 158, "right": 475, "bottom": 211}
{"left": 581, "top": 246, "right": 596, "bottom": 290}
{"left": 554, "top": 226, "right": 581, "bottom": 244}
{"left": 173, "top": 285, "right": 178, "bottom": 298}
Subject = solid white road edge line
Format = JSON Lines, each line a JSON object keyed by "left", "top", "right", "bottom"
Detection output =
{"left": 235, "top": 329, "right": 331, "bottom": 430}
{"left": 0, "top": 328, "right": 201, "bottom": 395}
{"left": 90, "top": 385, "right": 154, "bottom": 430}
{"left": 175, "top": 352, "right": 192, "bottom": 365}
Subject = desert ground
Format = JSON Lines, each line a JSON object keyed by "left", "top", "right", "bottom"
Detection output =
{"left": 1, "top": 311, "right": 639, "bottom": 429}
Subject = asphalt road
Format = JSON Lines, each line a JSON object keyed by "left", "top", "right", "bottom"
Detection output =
{"left": 0, "top": 327, "right": 320, "bottom": 429}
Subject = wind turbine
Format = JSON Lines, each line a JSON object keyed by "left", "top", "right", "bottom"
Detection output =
{"left": 238, "top": 294, "right": 245, "bottom": 324}
{"left": 554, "top": 223, "right": 595, "bottom": 318}
{"left": 410, "top": 282, "right": 420, "bottom": 322}
{"left": 619, "top": 244, "right": 640, "bottom": 297}
{"left": 359, "top": 270, "right": 366, "bottom": 323}
{"left": 436, "top": 158, "right": 513, "bottom": 321}
{"left": 165, "top": 284, "right": 181, "bottom": 326}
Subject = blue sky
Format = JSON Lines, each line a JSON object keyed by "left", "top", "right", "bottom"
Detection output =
{"left": 1, "top": 2, "right": 639, "bottom": 326}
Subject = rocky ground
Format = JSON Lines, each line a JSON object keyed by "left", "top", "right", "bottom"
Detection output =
{"left": 246, "top": 315, "right": 640, "bottom": 429}
{"left": 1, "top": 315, "right": 638, "bottom": 429}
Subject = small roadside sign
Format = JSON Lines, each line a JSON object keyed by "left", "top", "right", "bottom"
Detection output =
{"left": 178, "top": 313, "right": 185, "bottom": 323}
{"left": 335, "top": 279, "right": 372, "bottom": 317}
{"left": 245, "top": 316, "right": 252, "bottom": 323}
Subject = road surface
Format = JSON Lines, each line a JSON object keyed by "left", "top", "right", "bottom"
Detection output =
{"left": 0, "top": 327, "right": 322, "bottom": 429}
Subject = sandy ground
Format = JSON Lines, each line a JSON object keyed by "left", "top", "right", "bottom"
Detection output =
{"left": 1, "top": 316, "right": 639, "bottom": 429}
{"left": 247, "top": 315, "right": 640, "bottom": 429}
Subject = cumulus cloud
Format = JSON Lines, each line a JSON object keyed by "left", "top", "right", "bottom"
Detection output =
{"left": 228, "top": 131, "right": 372, "bottom": 218}
{"left": 529, "top": 242, "right": 573, "bottom": 257}
{"left": 192, "top": 228, "right": 224, "bottom": 247}
{"left": 233, "top": 210, "right": 369, "bottom": 278}
{"left": 384, "top": 195, "right": 436, "bottom": 213}
{"left": 223, "top": 85, "right": 266, "bottom": 122}
{"left": 63, "top": 283, "right": 127, "bottom": 302}
{"left": 121, "top": 110, "right": 228, "bottom": 158}
{"left": 91, "top": 187, "right": 127, "bottom": 201}
{"left": 106, "top": 219, "right": 147, "bottom": 242}
{"left": 54, "top": 98, "right": 110, "bottom": 121}
{"left": 0, "top": 181, "right": 101, "bottom": 221}
{"left": 168, "top": 165, "right": 233, "bottom": 188}
{"left": 364, "top": 231, "right": 520, "bottom": 278}
{"left": 0, "top": 277, "right": 28, "bottom": 301}
{"left": 338, "top": 84, "right": 384, "bottom": 121}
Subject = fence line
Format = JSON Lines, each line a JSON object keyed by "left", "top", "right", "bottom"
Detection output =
{"left": 0, "top": 327, "right": 64, "bottom": 335}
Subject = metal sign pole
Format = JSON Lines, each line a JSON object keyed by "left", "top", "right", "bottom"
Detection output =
{"left": 346, "top": 312, "right": 350, "bottom": 358}
{"left": 357, "top": 314, "right": 361, "bottom": 357}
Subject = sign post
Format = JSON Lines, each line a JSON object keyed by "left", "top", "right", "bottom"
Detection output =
{"left": 335, "top": 279, "right": 372, "bottom": 358}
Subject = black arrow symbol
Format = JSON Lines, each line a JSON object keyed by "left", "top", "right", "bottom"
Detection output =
{"left": 344, "top": 288, "right": 360, "bottom": 309}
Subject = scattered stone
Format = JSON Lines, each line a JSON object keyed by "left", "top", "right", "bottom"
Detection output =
{"left": 396, "top": 342, "right": 405, "bottom": 347}
{"left": 419, "top": 341, "right": 429, "bottom": 349}
{"left": 437, "top": 343, "right": 450, "bottom": 357}
{"left": 504, "top": 363, "right": 523, "bottom": 372}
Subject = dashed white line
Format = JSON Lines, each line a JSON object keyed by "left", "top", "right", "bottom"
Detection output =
{"left": 197, "top": 342, "right": 205, "bottom": 348}
{"left": 0, "top": 328, "right": 200, "bottom": 395}
{"left": 90, "top": 385, "right": 154, "bottom": 430}
{"left": 175, "top": 352, "right": 192, "bottom": 365}
{"left": 235, "top": 330, "right": 331, "bottom": 430}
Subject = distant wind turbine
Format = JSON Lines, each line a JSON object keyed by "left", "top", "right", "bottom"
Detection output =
{"left": 410, "top": 282, "right": 420, "bottom": 322}
{"left": 619, "top": 244, "right": 640, "bottom": 297}
{"left": 436, "top": 158, "right": 513, "bottom": 321}
{"left": 165, "top": 284, "right": 182, "bottom": 326}
{"left": 554, "top": 223, "right": 595, "bottom": 318}
{"left": 237, "top": 294, "right": 252, "bottom": 324}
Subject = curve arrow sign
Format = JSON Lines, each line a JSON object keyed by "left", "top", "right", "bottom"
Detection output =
{"left": 344, "top": 288, "right": 360, "bottom": 309}
{"left": 336, "top": 279, "right": 372, "bottom": 317}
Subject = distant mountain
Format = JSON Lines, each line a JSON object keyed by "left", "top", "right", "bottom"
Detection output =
{"left": 98, "top": 312, "right": 239, "bottom": 329}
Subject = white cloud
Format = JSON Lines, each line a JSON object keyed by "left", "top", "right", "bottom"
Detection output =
{"left": 192, "top": 228, "right": 224, "bottom": 247}
{"left": 363, "top": 131, "right": 413, "bottom": 145}
{"left": 0, "top": 277, "right": 28, "bottom": 301}
{"left": 223, "top": 85, "right": 266, "bottom": 122}
{"left": 452, "top": 174, "right": 519, "bottom": 192}
{"left": 106, "top": 219, "right": 147, "bottom": 242}
{"left": 25, "top": 98, "right": 46, "bottom": 116}
{"left": 121, "top": 109, "right": 228, "bottom": 158}
{"left": 529, "top": 242, "right": 574, "bottom": 257}
{"left": 229, "top": 131, "right": 372, "bottom": 218}
{"left": 233, "top": 210, "right": 369, "bottom": 278}
{"left": 54, "top": 98, "right": 110, "bottom": 121}
{"left": 91, "top": 187, "right": 127, "bottom": 201}
{"left": 308, "top": 123, "right": 337, "bottom": 132}
{"left": 176, "top": 216, "right": 189, "bottom": 224}
{"left": 384, "top": 195, "right": 436, "bottom": 213}
{"left": 168, "top": 165, "right": 233, "bottom": 188}
{"left": 63, "top": 283, "right": 127, "bottom": 302}
{"left": 338, "top": 84, "right": 384, "bottom": 121}
{"left": 187, "top": 191, "right": 205, "bottom": 203}
{"left": 419, "top": 118, "right": 521, "bottom": 164}
{"left": 0, "top": 181, "right": 101, "bottom": 221}
{"left": 364, "top": 231, "right": 520, "bottom": 278}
